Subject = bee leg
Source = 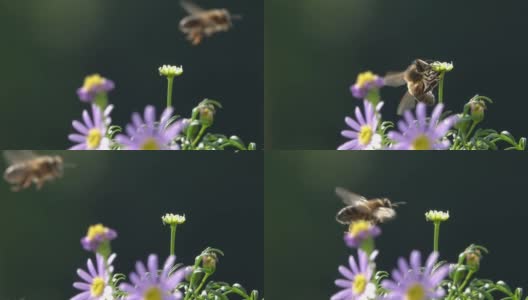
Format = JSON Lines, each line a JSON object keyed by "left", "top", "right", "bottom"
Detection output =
{"left": 192, "top": 34, "right": 202, "bottom": 45}
{"left": 21, "top": 176, "right": 33, "bottom": 189}
{"left": 11, "top": 185, "right": 21, "bottom": 192}
{"left": 35, "top": 180, "right": 43, "bottom": 190}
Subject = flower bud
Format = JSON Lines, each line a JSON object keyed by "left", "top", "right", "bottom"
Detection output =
{"left": 469, "top": 101, "right": 486, "bottom": 123}
{"left": 202, "top": 253, "right": 218, "bottom": 273}
{"left": 199, "top": 104, "right": 216, "bottom": 127}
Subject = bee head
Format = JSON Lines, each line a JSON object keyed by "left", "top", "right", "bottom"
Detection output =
{"left": 51, "top": 156, "right": 64, "bottom": 177}
{"left": 414, "top": 59, "right": 431, "bottom": 73}
{"left": 211, "top": 10, "right": 232, "bottom": 25}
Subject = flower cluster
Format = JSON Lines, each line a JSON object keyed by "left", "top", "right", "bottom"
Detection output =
{"left": 331, "top": 202, "right": 526, "bottom": 300}
{"left": 71, "top": 214, "right": 262, "bottom": 300}
{"left": 339, "top": 63, "right": 526, "bottom": 150}
{"left": 68, "top": 66, "right": 256, "bottom": 151}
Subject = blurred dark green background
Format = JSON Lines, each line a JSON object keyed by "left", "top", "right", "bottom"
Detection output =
{"left": 265, "top": 0, "right": 527, "bottom": 149}
{"left": 1, "top": 0, "right": 262, "bottom": 149}
{"left": 0, "top": 152, "right": 263, "bottom": 299}
{"left": 265, "top": 152, "right": 528, "bottom": 299}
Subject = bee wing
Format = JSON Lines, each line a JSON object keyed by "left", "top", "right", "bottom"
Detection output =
{"left": 180, "top": 0, "right": 205, "bottom": 14}
{"left": 335, "top": 187, "right": 368, "bottom": 206}
{"left": 373, "top": 207, "right": 396, "bottom": 223}
{"left": 397, "top": 91, "right": 417, "bottom": 115}
{"left": 383, "top": 72, "right": 406, "bottom": 87}
{"left": 336, "top": 205, "right": 371, "bottom": 225}
{"left": 418, "top": 91, "right": 436, "bottom": 106}
{"left": 3, "top": 150, "right": 37, "bottom": 165}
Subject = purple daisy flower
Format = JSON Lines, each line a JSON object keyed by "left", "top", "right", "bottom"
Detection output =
{"left": 350, "top": 71, "right": 385, "bottom": 99}
{"left": 115, "top": 105, "right": 187, "bottom": 150}
{"left": 69, "top": 105, "right": 113, "bottom": 150}
{"left": 344, "top": 220, "right": 381, "bottom": 248}
{"left": 338, "top": 100, "right": 383, "bottom": 150}
{"left": 71, "top": 253, "right": 116, "bottom": 300}
{"left": 81, "top": 224, "right": 118, "bottom": 252}
{"left": 388, "top": 103, "right": 458, "bottom": 150}
{"left": 77, "top": 74, "right": 115, "bottom": 103}
{"left": 382, "top": 250, "right": 450, "bottom": 300}
{"left": 119, "top": 254, "right": 186, "bottom": 300}
{"left": 331, "top": 249, "right": 377, "bottom": 300}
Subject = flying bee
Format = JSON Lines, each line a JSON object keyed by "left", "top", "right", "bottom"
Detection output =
{"left": 384, "top": 59, "right": 441, "bottom": 115}
{"left": 179, "top": 0, "right": 239, "bottom": 45}
{"left": 335, "top": 187, "right": 405, "bottom": 225}
{"left": 3, "top": 151, "right": 64, "bottom": 192}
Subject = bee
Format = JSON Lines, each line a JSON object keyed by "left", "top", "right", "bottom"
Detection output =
{"left": 179, "top": 0, "right": 239, "bottom": 45}
{"left": 335, "top": 187, "right": 405, "bottom": 225}
{"left": 384, "top": 59, "right": 441, "bottom": 115}
{"left": 3, "top": 151, "right": 64, "bottom": 191}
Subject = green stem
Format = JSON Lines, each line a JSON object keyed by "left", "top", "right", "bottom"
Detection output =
{"left": 360, "top": 237, "right": 375, "bottom": 256}
{"left": 166, "top": 77, "right": 174, "bottom": 108}
{"left": 462, "top": 121, "right": 479, "bottom": 148}
{"left": 438, "top": 73, "right": 445, "bottom": 104}
{"left": 94, "top": 93, "right": 108, "bottom": 111}
{"left": 458, "top": 270, "right": 475, "bottom": 293}
{"left": 192, "top": 126, "right": 208, "bottom": 148}
{"left": 170, "top": 224, "right": 177, "bottom": 256}
{"left": 433, "top": 222, "right": 440, "bottom": 253}
{"left": 192, "top": 273, "right": 210, "bottom": 298}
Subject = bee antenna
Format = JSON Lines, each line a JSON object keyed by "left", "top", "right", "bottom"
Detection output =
{"left": 231, "top": 14, "right": 243, "bottom": 20}
{"left": 392, "top": 201, "right": 407, "bottom": 207}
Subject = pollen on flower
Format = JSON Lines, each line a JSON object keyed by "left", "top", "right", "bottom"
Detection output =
{"left": 348, "top": 220, "right": 372, "bottom": 236}
{"left": 140, "top": 138, "right": 161, "bottom": 150}
{"left": 352, "top": 274, "right": 367, "bottom": 294}
{"left": 406, "top": 283, "right": 426, "bottom": 300}
{"left": 358, "top": 125, "right": 374, "bottom": 145}
{"left": 159, "top": 65, "right": 183, "bottom": 77}
{"left": 86, "top": 128, "right": 103, "bottom": 149}
{"left": 87, "top": 224, "right": 109, "bottom": 240}
{"left": 83, "top": 74, "right": 106, "bottom": 90}
{"left": 411, "top": 134, "right": 432, "bottom": 150}
{"left": 162, "top": 213, "right": 186, "bottom": 225}
{"left": 356, "top": 71, "right": 378, "bottom": 87}
{"left": 431, "top": 61, "right": 454, "bottom": 72}
{"left": 425, "top": 210, "right": 450, "bottom": 222}
{"left": 144, "top": 286, "right": 163, "bottom": 300}
{"left": 90, "top": 277, "right": 106, "bottom": 297}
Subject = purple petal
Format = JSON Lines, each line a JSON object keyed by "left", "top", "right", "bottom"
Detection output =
{"left": 144, "top": 105, "right": 156, "bottom": 126}
{"left": 338, "top": 265, "right": 354, "bottom": 280}
{"left": 72, "top": 120, "right": 89, "bottom": 135}
{"left": 341, "top": 130, "right": 358, "bottom": 139}
{"left": 345, "top": 117, "right": 361, "bottom": 131}
{"left": 82, "top": 109, "right": 94, "bottom": 129}
{"left": 354, "top": 106, "right": 366, "bottom": 125}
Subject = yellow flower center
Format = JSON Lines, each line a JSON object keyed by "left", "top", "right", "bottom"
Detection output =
{"left": 358, "top": 125, "right": 373, "bottom": 145}
{"left": 352, "top": 274, "right": 367, "bottom": 294}
{"left": 90, "top": 277, "right": 105, "bottom": 297}
{"left": 410, "top": 134, "right": 431, "bottom": 150}
{"left": 86, "top": 224, "right": 107, "bottom": 240}
{"left": 140, "top": 138, "right": 161, "bottom": 150}
{"left": 144, "top": 287, "right": 163, "bottom": 300}
{"left": 348, "top": 220, "right": 371, "bottom": 237}
{"left": 405, "top": 283, "right": 426, "bottom": 300}
{"left": 356, "top": 71, "right": 377, "bottom": 87}
{"left": 83, "top": 74, "right": 105, "bottom": 90}
{"left": 86, "top": 128, "right": 103, "bottom": 149}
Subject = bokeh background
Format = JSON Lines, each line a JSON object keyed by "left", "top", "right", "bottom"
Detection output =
{"left": 265, "top": 151, "right": 528, "bottom": 298}
{"left": 0, "top": 152, "right": 263, "bottom": 299}
{"left": 265, "top": 0, "right": 527, "bottom": 149}
{"left": 1, "top": 0, "right": 262, "bottom": 149}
